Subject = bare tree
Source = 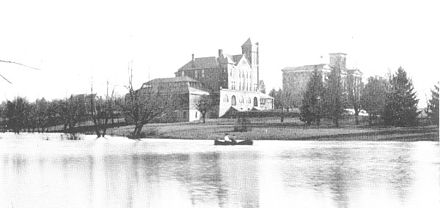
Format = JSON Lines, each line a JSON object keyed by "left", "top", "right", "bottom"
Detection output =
{"left": 269, "top": 89, "right": 294, "bottom": 122}
{"left": 195, "top": 95, "right": 212, "bottom": 123}
{"left": 35, "top": 98, "right": 50, "bottom": 132}
{"left": 4, "top": 97, "right": 29, "bottom": 134}
{"left": 89, "top": 82, "right": 117, "bottom": 138}
{"left": 121, "top": 67, "right": 179, "bottom": 139}
{"left": 58, "top": 95, "right": 87, "bottom": 139}
{"left": 347, "top": 73, "right": 363, "bottom": 125}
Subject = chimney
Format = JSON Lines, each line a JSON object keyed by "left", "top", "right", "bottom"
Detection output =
{"left": 191, "top": 53, "right": 195, "bottom": 68}
{"left": 192, "top": 53, "right": 195, "bottom": 62}
{"left": 218, "top": 49, "right": 223, "bottom": 57}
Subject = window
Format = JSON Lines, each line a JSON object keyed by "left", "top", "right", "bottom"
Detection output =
{"left": 231, "top": 95, "right": 236, "bottom": 106}
{"left": 253, "top": 97, "right": 258, "bottom": 107}
{"left": 223, "top": 95, "right": 229, "bottom": 102}
{"left": 195, "top": 112, "right": 198, "bottom": 118}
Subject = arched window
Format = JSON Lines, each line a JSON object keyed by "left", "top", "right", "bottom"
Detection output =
{"left": 253, "top": 97, "right": 258, "bottom": 107}
{"left": 231, "top": 95, "right": 236, "bottom": 106}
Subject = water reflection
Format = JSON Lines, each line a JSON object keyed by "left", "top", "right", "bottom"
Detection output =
{"left": 0, "top": 136, "right": 439, "bottom": 208}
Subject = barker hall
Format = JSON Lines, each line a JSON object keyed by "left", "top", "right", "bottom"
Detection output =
{"left": 282, "top": 53, "right": 362, "bottom": 107}
{"left": 139, "top": 38, "right": 274, "bottom": 122}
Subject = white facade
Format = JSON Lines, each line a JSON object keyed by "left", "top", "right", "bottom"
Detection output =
{"left": 219, "top": 89, "right": 273, "bottom": 117}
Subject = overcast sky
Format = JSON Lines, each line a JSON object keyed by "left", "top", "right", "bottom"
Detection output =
{"left": 1, "top": 0, "right": 439, "bottom": 107}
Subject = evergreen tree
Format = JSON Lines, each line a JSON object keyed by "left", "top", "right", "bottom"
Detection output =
{"left": 361, "top": 76, "right": 388, "bottom": 125}
{"left": 300, "top": 68, "right": 324, "bottom": 126}
{"left": 383, "top": 67, "right": 419, "bottom": 126}
{"left": 323, "top": 64, "right": 345, "bottom": 127}
{"left": 427, "top": 83, "right": 439, "bottom": 125}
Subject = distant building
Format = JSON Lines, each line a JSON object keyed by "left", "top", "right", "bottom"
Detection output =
{"left": 138, "top": 76, "right": 209, "bottom": 122}
{"left": 282, "top": 53, "right": 362, "bottom": 107}
{"left": 175, "top": 38, "right": 273, "bottom": 118}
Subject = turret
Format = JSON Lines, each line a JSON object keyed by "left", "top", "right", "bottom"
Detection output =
{"left": 241, "top": 38, "right": 260, "bottom": 90}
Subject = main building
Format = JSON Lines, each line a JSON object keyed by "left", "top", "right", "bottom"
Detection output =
{"left": 138, "top": 38, "right": 273, "bottom": 122}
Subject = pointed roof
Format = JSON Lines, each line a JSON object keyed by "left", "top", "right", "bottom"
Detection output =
{"left": 242, "top": 38, "right": 252, "bottom": 47}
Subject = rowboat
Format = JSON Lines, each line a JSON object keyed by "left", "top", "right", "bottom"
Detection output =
{"left": 214, "top": 140, "right": 253, "bottom": 145}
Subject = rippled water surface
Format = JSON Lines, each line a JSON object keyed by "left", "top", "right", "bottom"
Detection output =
{"left": 1, "top": 133, "right": 439, "bottom": 208}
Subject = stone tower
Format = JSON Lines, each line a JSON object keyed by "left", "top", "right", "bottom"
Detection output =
{"left": 241, "top": 38, "right": 260, "bottom": 89}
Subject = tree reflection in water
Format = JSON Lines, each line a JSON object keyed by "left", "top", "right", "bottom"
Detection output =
{"left": 278, "top": 143, "right": 416, "bottom": 208}
{"left": 1, "top": 139, "right": 437, "bottom": 208}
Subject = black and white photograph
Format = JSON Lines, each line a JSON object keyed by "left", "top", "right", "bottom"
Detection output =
{"left": 1, "top": 0, "right": 439, "bottom": 207}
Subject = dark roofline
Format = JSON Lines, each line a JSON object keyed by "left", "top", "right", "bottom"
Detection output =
{"left": 281, "top": 64, "right": 327, "bottom": 72}
{"left": 143, "top": 76, "right": 200, "bottom": 85}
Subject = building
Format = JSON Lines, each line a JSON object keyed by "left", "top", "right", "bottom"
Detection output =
{"left": 137, "top": 76, "right": 209, "bottom": 122}
{"left": 175, "top": 38, "right": 273, "bottom": 118}
{"left": 282, "top": 53, "right": 362, "bottom": 107}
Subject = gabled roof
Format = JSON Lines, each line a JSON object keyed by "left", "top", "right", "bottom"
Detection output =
{"left": 223, "top": 54, "right": 245, "bottom": 65}
{"left": 232, "top": 54, "right": 244, "bottom": 63}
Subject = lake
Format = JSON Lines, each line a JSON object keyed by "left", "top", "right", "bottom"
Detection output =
{"left": 1, "top": 133, "right": 439, "bottom": 208}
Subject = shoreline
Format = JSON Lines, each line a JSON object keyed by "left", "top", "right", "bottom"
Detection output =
{"left": 108, "top": 123, "right": 439, "bottom": 142}
{"left": 1, "top": 128, "right": 438, "bottom": 142}
{"left": 3, "top": 119, "right": 438, "bottom": 142}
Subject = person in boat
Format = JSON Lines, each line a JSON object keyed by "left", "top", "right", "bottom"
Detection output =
{"left": 223, "top": 133, "right": 231, "bottom": 142}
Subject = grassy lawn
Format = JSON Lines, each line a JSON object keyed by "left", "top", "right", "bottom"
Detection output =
{"left": 107, "top": 116, "right": 439, "bottom": 141}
